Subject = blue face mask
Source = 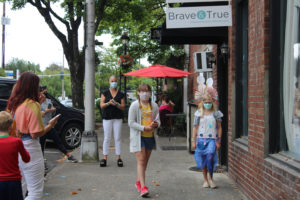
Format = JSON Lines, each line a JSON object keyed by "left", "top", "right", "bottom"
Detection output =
{"left": 110, "top": 82, "right": 117, "bottom": 89}
{"left": 203, "top": 103, "right": 213, "bottom": 110}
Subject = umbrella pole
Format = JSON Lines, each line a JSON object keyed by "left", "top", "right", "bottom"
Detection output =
{"left": 119, "top": 69, "right": 122, "bottom": 92}
{"left": 156, "top": 77, "right": 159, "bottom": 96}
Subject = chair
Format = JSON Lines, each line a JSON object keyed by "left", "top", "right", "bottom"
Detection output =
{"left": 158, "top": 108, "right": 172, "bottom": 137}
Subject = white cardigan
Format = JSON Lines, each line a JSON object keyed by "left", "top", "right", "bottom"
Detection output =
{"left": 128, "top": 100, "right": 161, "bottom": 153}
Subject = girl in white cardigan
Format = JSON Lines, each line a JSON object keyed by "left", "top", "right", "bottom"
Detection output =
{"left": 128, "top": 84, "right": 160, "bottom": 198}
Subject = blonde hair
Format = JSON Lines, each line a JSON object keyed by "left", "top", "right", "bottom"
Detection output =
{"left": 0, "top": 111, "right": 13, "bottom": 132}
{"left": 198, "top": 93, "right": 218, "bottom": 116}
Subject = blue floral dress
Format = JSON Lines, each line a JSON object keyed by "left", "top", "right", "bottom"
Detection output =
{"left": 193, "top": 110, "right": 223, "bottom": 177}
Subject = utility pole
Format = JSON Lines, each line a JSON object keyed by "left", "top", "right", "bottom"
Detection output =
{"left": 61, "top": 52, "right": 65, "bottom": 100}
{"left": 120, "top": 32, "right": 130, "bottom": 104}
{"left": 2, "top": 2, "right": 5, "bottom": 69}
{"left": 124, "top": 43, "right": 127, "bottom": 105}
{"left": 80, "top": 0, "right": 99, "bottom": 162}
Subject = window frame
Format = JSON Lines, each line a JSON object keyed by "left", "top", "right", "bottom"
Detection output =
{"left": 235, "top": 0, "right": 249, "bottom": 138}
{"left": 282, "top": 0, "right": 300, "bottom": 157}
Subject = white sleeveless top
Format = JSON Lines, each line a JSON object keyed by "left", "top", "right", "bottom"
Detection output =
{"left": 193, "top": 110, "right": 223, "bottom": 139}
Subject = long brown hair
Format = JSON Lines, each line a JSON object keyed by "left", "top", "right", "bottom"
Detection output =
{"left": 6, "top": 72, "right": 40, "bottom": 113}
{"left": 137, "top": 83, "right": 152, "bottom": 109}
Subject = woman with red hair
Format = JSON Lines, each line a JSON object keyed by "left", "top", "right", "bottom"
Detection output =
{"left": 7, "top": 72, "right": 58, "bottom": 200}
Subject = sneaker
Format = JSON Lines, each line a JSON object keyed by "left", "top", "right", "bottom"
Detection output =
{"left": 44, "top": 162, "right": 49, "bottom": 171}
{"left": 67, "top": 155, "right": 78, "bottom": 163}
{"left": 135, "top": 181, "right": 141, "bottom": 192}
{"left": 208, "top": 179, "right": 216, "bottom": 189}
{"left": 202, "top": 181, "right": 209, "bottom": 188}
{"left": 140, "top": 186, "right": 149, "bottom": 197}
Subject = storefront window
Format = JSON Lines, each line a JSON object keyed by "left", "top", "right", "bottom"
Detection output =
{"left": 283, "top": 0, "right": 300, "bottom": 157}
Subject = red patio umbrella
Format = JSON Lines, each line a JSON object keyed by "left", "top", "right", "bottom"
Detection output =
{"left": 124, "top": 64, "right": 192, "bottom": 78}
{"left": 124, "top": 64, "right": 192, "bottom": 96}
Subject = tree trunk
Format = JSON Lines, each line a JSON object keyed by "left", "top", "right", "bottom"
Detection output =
{"left": 70, "top": 63, "right": 84, "bottom": 109}
{"left": 63, "top": 30, "right": 84, "bottom": 109}
{"left": 24, "top": 0, "right": 108, "bottom": 109}
{"left": 66, "top": 49, "right": 84, "bottom": 109}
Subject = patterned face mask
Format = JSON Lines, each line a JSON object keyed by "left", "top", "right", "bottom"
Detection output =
{"left": 139, "top": 92, "right": 151, "bottom": 100}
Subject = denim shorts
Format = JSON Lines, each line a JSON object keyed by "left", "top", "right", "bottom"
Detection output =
{"left": 141, "top": 137, "right": 155, "bottom": 150}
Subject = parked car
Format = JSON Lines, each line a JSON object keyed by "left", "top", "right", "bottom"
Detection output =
{"left": 0, "top": 78, "right": 84, "bottom": 149}
{"left": 60, "top": 99, "right": 73, "bottom": 107}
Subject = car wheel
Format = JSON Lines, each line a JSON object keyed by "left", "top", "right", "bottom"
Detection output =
{"left": 61, "top": 123, "right": 83, "bottom": 149}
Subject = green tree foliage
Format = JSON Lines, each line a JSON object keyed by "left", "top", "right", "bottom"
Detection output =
{"left": 95, "top": 46, "right": 155, "bottom": 98}
{"left": 5, "top": 58, "right": 41, "bottom": 78}
{"left": 0, "top": 68, "right": 5, "bottom": 77}
{"left": 95, "top": 47, "right": 119, "bottom": 96}
{"left": 4, "top": 0, "right": 184, "bottom": 108}
{"left": 39, "top": 64, "right": 72, "bottom": 99}
{"left": 100, "top": 0, "right": 185, "bottom": 68}
{"left": 4, "top": 0, "right": 106, "bottom": 108}
{"left": 4, "top": 0, "right": 167, "bottom": 108}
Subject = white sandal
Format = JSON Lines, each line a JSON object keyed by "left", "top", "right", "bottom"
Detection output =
{"left": 203, "top": 181, "right": 209, "bottom": 188}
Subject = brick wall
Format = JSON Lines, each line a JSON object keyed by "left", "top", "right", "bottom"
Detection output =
{"left": 188, "top": 45, "right": 200, "bottom": 101}
{"left": 228, "top": 1, "right": 300, "bottom": 199}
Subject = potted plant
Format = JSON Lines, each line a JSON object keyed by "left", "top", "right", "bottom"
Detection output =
{"left": 118, "top": 55, "right": 133, "bottom": 69}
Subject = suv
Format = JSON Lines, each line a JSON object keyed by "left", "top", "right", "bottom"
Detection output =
{"left": 0, "top": 78, "right": 84, "bottom": 149}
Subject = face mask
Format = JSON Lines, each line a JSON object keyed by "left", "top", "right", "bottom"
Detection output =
{"left": 110, "top": 82, "right": 117, "bottom": 89}
{"left": 203, "top": 103, "right": 213, "bottom": 110}
{"left": 139, "top": 92, "right": 151, "bottom": 100}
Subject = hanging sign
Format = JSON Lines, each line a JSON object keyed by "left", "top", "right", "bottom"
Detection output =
{"left": 166, "top": 6, "right": 232, "bottom": 28}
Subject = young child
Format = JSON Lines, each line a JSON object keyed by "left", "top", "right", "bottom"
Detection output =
{"left": 0, "top": 111, "right": 30, "bottom": 200}
{"left": 128, "top": 84, "right": 160, "bottom": 197}
{"left": 192, "top": 90, "right": 223, "bottom": 189}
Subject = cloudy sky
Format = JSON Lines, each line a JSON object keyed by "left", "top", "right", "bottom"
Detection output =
{"left": 2, "top": 3, "right": 114, "bottom": 71}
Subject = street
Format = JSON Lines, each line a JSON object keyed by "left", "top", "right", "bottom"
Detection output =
{"left": 44, "top": 141, "right": 68, "bottom": 175}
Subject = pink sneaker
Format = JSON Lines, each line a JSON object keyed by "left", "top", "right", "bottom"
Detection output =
{"left": 135, "top": 181, "right": 141, "bottom": 192}
{"left": 140, "top": 186, "right": 149, "bottom": 197}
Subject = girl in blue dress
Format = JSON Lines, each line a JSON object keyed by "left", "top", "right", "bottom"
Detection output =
{"left": 192, "top": 92, "right": 223, "bottom": 189}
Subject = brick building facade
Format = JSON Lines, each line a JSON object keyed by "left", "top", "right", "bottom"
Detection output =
{"left": 227, "top": 0, "right": 300, "bottom": 199}
{"left": 158, "top": 1, "right": 299, "bottom": 199}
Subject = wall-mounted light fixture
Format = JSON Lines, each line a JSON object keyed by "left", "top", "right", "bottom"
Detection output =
{"left": 220, "top": 43, "right": 229, "bottom": 62}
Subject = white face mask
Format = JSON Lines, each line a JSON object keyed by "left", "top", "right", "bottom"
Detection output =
{"left": 139, "top": 92, "right": 151, "bottom": 100}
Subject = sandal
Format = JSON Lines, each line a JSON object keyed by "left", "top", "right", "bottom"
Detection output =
{"left": 100, "top": 159, "right": 107, "bottom": 167}
{"left": 117, "top": 158, "right": 123, "bottom": 167}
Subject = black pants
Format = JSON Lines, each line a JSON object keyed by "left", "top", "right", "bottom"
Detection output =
{"left": 0, "top": 180, "right": 23, "bottom": 200}
{"left": 40, "top": 128, "right": 68, "bottom": 155}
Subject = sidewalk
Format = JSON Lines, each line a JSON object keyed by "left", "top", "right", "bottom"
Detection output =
{"left": 42, "top": 124, "right": 246, "bottom": 200}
